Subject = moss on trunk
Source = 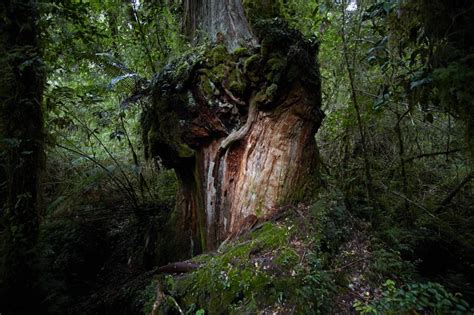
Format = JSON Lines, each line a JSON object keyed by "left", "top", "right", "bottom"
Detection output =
{"left": 141, "top": 17, "right": 323, "bottom": 253}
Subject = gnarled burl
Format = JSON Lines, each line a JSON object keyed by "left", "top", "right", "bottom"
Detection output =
{"left": 141, "top": 1, "right": 324, "bottom": 252}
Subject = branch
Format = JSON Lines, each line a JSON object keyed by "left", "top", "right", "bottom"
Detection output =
{"left": 63, "top": 110, "right": 140, "bottom": 208}
{"left": 435, "top": 173, "right": 473, "bottom": 212}
{"left": 223, "top": 87, "right": 245, "bottom": 106}
{"left": 55, "top": 143, "right": 137, "bottom": 206}
{"left": 379, "top": 183, "right": 440, "bottom": 221}
{"left": 395, "top": 107, "right": 411, "bottom": 127}
{"left": 341, "top": 0, "right": 373, "bottom": 201}
{"left": 404, "top": 148, "right": 463, "bottom": 163}
{"left": 328, "top": 256, "right": 371, "bottom": 273}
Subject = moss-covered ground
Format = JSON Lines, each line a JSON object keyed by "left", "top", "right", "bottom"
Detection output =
{"left": 144, "top": 202, "right": 340, "bottom": 315}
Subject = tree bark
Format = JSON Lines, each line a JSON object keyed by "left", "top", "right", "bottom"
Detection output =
{"left": 183, "top": 0, "right": 256, "bottom": 51}
{"left": 0, "top": 0, "right": 44, "bottom": 311}
{"left": 143, "top": 0, "right": 323, "bottom": 252}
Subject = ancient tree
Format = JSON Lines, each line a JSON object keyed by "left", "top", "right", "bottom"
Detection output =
{"left": 0, "top": 0, "right": 44, "bottom": 311}
{"left": 142, "top": 0, "right": 323, "bottom": 252}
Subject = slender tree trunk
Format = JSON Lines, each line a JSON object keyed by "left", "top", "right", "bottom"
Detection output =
{"left": 341, "top": 0, "right": 374, "bottom": 202}
{"left": 144, "top": 0, "right": 323, "bottom": 252}
{"left": 394, "top": 111, "right": 411, "bottom": 217}
{"left": 0, "top": 0, "right": 44, "bottom": 311}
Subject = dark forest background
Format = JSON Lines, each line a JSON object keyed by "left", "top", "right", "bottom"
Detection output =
{"left": 1, "top": 0, "right": 473, "bottom": 314}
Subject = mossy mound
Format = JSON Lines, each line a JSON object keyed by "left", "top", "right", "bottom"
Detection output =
{"left": 145, "top": 212, "right": 336, "bottom": 315}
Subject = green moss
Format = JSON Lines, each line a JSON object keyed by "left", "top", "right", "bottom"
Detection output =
{"left": 151, "top": 222, "right": 304, "bottom": 313}
{"left": 243, "top": 54, "right": 263, "bottom": 83}
{"left": 267, "top": 57, "right": 286, "bottom": 71}
{"left": 228, "top": 66, "right": 246, "bottom": 95}
{"left": 274, "top": 247, "right": 299, "bottom": 268}
{"left": 232, "top": 46, "right": 248, "bottom": 58}
{"left": 143, "top": 20, "right": 319, "bottom": 163}
{"left": 198, "top": 75, "right": 214, "bottom": 98}
{"left": 206, "top": 44, "right": 229, "bottom": 67}
{"left": 177, "top": 142, "right": 194, "bottom": 158}
{"left": 144, "top": 207, "right": 342, "bottom": 314}
{"left": 265, "top": 83, "right": 278, "bottom": 99}
{"left": 244, "top": 54, "right": 261, "bottom": 74}
{"left": 253, "top": 88, "right": 273, "bottom": 106}
{"left": 265, "top": 57, "right": 287, "bottom": 82}
{"left": 229, "top": 81, "right": 246, "bottom": 95}
{"left": 209, "top": 63, "right": 228, "bottom": 83}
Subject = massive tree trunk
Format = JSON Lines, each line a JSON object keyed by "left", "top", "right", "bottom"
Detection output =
{"left": 142, "top": 0, "right": 323, "bottom": 253}
{"left": 0, "top": 0, "right": 44, "bottom": 311}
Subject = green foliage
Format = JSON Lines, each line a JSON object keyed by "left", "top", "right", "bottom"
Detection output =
{"left": 242, "top": 0, "right": 283, "bottom": 25}
{"left": 37, "top": 220, "right": 107, "bottom": 313}
{"left": 297, "top": 252, "right": 335, "bottom": 314}
{"left": 369, "top": 248, "right": 415, "bottom": 283}
{"left": 173, "top": 223, "right": 292, "bottom": 313}
{"left": 152, "top": 169, "right": 178, "bottom": 209}
{"left": 354, "top": 280, "right": 474, "bottom": 315}
{"left": 141, "top": 279, "right": 160, "bottom": 314}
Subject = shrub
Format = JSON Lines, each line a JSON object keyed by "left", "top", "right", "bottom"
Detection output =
{"left": 354, "top": 279, "right": 474, "bottom": 314}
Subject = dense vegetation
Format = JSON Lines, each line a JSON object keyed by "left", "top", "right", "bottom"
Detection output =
{"left": 1, "top": 0, "right": 473, "bottom": 314}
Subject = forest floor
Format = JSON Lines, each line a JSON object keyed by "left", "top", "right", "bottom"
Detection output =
{"left": 38, "top": 183, "right": 474, "bottom": 314}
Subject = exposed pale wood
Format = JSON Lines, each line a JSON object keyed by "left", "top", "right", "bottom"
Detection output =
{"left": 186, "top": 84, "right": 320, "bottom": 249}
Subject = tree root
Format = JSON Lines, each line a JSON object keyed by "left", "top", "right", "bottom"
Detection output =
{"left": 211, "top": 94, "right": 258, "bottom": 180}
{"left": 219, "top": 94, "right": 258, "bottom": 151}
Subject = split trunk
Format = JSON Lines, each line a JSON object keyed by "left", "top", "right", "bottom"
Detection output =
{"left": 143, "top": 0, "right": 324, "bottom": 253}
